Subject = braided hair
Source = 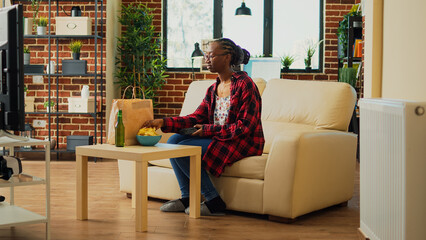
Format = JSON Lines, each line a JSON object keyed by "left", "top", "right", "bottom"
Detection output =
{"left": 213, "top": 38, "right": 250, "bottom": 66}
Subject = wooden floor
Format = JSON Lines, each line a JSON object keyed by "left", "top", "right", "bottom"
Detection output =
{"left": 0, "top": 158, "right": 360, "bottom": 240}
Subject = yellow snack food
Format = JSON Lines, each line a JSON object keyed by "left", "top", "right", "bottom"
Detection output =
{"left": 137, "top": 127, "right": 158, "bottom": 136}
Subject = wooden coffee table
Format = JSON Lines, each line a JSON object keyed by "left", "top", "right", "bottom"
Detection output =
{"left": 75, "top": 143, "right": 201, "bottom": 232}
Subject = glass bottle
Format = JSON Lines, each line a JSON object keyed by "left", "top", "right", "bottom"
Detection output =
{"left": 115, "top": 110, "right": 125, "bottom": 147}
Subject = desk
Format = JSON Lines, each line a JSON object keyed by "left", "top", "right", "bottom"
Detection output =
{"left": 75, "top": 143, "right": 201, "bottom": 232}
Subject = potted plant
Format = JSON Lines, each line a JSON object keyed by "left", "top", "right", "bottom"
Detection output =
{"left": 281, "top": 54, "right": 295, "bottom": 72}
{"left": 69, "top": 40, "right": 83, "bottom": 60}
{"left": 31, "top": 0, "right": 41, "bottom": 33}
{"left": 23, "top": 47, "right": 30, "bottom": 65}
{"left": 115, "top": 2, "right": 168, "bottom": 101}
{"left": 44, "top": 100, "right": 55, "bottom": 112}
{"left": 336, "top": 4, "right": 361, "bottom": 58}
{"left": 24, "top": 86, "right": 28, "bottom": 98}
{"left": 304, "top": 40, "right": 323, "bottom": 72}
{"left": 36, "top": 17, "right": 48, "bottom": 35}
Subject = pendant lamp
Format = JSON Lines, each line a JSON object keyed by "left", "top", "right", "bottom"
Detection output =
{"left": 235, "top": 1, "right": 251, "bottom": 16}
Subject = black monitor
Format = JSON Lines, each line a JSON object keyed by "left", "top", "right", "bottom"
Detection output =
{"left": 0, "top": 4, "right": 25, "bottom": 133}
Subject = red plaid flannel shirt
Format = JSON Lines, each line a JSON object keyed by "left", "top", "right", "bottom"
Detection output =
{"left": 161, "top": 71, "right": 265, "bottom": 177}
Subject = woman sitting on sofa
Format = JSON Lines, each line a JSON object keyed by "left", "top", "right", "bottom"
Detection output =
{"left": 143, "top": 38, "right": 264, "bottom": 216}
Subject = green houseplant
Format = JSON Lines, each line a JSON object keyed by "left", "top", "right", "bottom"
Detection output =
{"left": 281, "top": 54, "right": 295, "bottom": 71}
{"left": 23, "top": 47, "right": 30, "bottom": 65}
{"left": 36, "top": 16, "right": 48, "bottom": 35}
{"left": 70, "top": 40, "right": 83, "bottom": 60}
{"left": 31, "top": 0, "right": 41, "bottom": 32}
{"left": 337, "top": 4, "right": 362, "bottom": 58}
{"left": 44, "top": 100, "right": 55, "bottom": 112}
{"left": 115, "top": 2, "right": 167, "bottom": 101}
{"left": 304, "top": 40, "right": 323, "bottom": 71}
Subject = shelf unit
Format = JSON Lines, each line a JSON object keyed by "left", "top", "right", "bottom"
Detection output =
{"left": 338, "top": 15, "right": 363, "bottom": 68}
{"left": 0, "top": 137, "right": 50, "bottom": 239}
{"left": 9, "top": 0, "right": 104, "bottom": 156}
{"left": 337, "top": 16, "right": 362, "bottom": 159}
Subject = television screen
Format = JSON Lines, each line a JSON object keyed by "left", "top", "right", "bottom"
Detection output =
{"left": 0, "top": 4, "right": 25, "bottom": 132}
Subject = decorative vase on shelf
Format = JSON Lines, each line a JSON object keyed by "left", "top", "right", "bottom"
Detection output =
{"left": 81, "top": 85, "right": 89, "bottom": 98}
{"left": 37, "top": 26, "right": 46, "bottom": 35}
{"left": 24, "top": 53, "right": 30, "bottom": 65}
{"left": 24, "top": 18, "right": 33, "bottom": 35}
{"left": 72, "top": 52, "right": 80, "bottom": 60}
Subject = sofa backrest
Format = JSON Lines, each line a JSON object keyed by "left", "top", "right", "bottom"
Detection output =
{"left": 180, "top": 80, "right": 216, "bottom": 116}
{"left": 261, "top": 79, "right": 356, "bottom": 131}
{"left": 180, "top": 78, "right": 266, "bottom": 116}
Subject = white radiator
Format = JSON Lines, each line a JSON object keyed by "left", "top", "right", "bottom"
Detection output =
{"left": 359, "top": 99, "right": 426, "bottom": 240}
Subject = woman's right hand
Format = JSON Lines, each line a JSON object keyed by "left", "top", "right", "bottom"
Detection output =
{"left": 142, "top": 119, "right": 164, "bottom": 129}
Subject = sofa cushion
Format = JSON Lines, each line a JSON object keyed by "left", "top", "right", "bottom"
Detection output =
{"left": 252, "top": 77, "right": 266, "bottom": 95}
{"left": 149, "top": 154, "right": 268, "bottom": 180}
{"left": 221, "top": 154, "right": 268, "bottom": 180}
{"left": 262, "top": 121, "right": 315, "bottom": 153}
{"left": 261, "top": 79, "right": 356, "bottom": 131}
{"left": 180, "top": 80, "right": 216, "bottom": 116}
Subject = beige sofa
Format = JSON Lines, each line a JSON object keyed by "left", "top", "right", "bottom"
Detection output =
{"left": 118, "top": 78, "right": 357, "bottom": 220}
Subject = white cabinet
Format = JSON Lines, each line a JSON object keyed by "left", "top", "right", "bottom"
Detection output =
{"left": 0, "top": 136, "right": 50, "bottom": 239}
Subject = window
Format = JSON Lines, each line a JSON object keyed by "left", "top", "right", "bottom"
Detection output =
{"left": 272, "top": 0, "right": 321, "bottom": 69}
{"left": 222, "top": 0, "right": 264, "bottom": 57}
{"left": 164, "top": 0, "right": 213, "bottom": 68}
{"left": 164, "top": 0, "right": 323, "bottom": 71}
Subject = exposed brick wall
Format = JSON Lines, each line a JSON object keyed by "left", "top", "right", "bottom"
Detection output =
{"left": 22, "top": 1, "right": 106, "bottom": 149}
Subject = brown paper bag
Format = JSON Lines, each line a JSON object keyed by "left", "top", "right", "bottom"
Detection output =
{"left": 107, "top": 87, "right": 153, "bottom": 146}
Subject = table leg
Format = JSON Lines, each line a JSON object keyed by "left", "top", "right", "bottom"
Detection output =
{"left": 76, "top": 154, "right": 88, "bottom": 220}
{"left": 135, "top": 161, "right": 148, "bottom": 232}
{"left": 132, "top": 161, "right": 136, "bottom": 209}
{"left": 189, "top": 153, "right": 201, "bottom": 218}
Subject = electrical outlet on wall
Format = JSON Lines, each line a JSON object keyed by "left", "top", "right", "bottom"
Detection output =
{"left": 33, "top": 120, "right": 46, "bottom": 128}
{"left": 32, "top": 75, "right": 44, "bottom": 84}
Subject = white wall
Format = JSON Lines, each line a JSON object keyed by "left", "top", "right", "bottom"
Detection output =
{"left": 365, "top": 0, "right": 426, "bottom": 101}
{"left": 381, "top": 0, "right": 426, "bottom": 101}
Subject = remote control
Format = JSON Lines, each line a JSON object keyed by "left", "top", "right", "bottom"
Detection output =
{"left": 179, "top": 127, "right": 199, "bottom": 136}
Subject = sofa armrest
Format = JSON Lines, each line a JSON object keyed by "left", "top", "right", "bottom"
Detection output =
{"left": 263, "top": 130, "right": 357, "bottom": 218}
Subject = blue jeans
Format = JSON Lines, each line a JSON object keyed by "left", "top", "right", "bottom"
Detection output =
{"left": 167, "top": 134, "right": 219, "bottom": 201}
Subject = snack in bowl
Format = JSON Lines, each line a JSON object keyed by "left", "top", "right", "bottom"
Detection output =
{"left": 136, "top": 127, "right": 161, "bottom": 146}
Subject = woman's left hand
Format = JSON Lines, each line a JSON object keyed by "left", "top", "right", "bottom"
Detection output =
{"left": 192, "top": 124, "right": 203, "bottom": 137}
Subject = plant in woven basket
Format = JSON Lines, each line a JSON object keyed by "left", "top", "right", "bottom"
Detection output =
{"left": 115, "top": 2, "right": 168, "bottom": 102}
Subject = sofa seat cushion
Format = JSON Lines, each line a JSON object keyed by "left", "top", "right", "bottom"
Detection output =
{"left": 221, "top": 154, "right": 268, "bottom": 180}
{"left": 149, "top": 154, "right": 268, "bottom": 180}
{"left": 262, "top": 121, "right": 316, "bottom": 153}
